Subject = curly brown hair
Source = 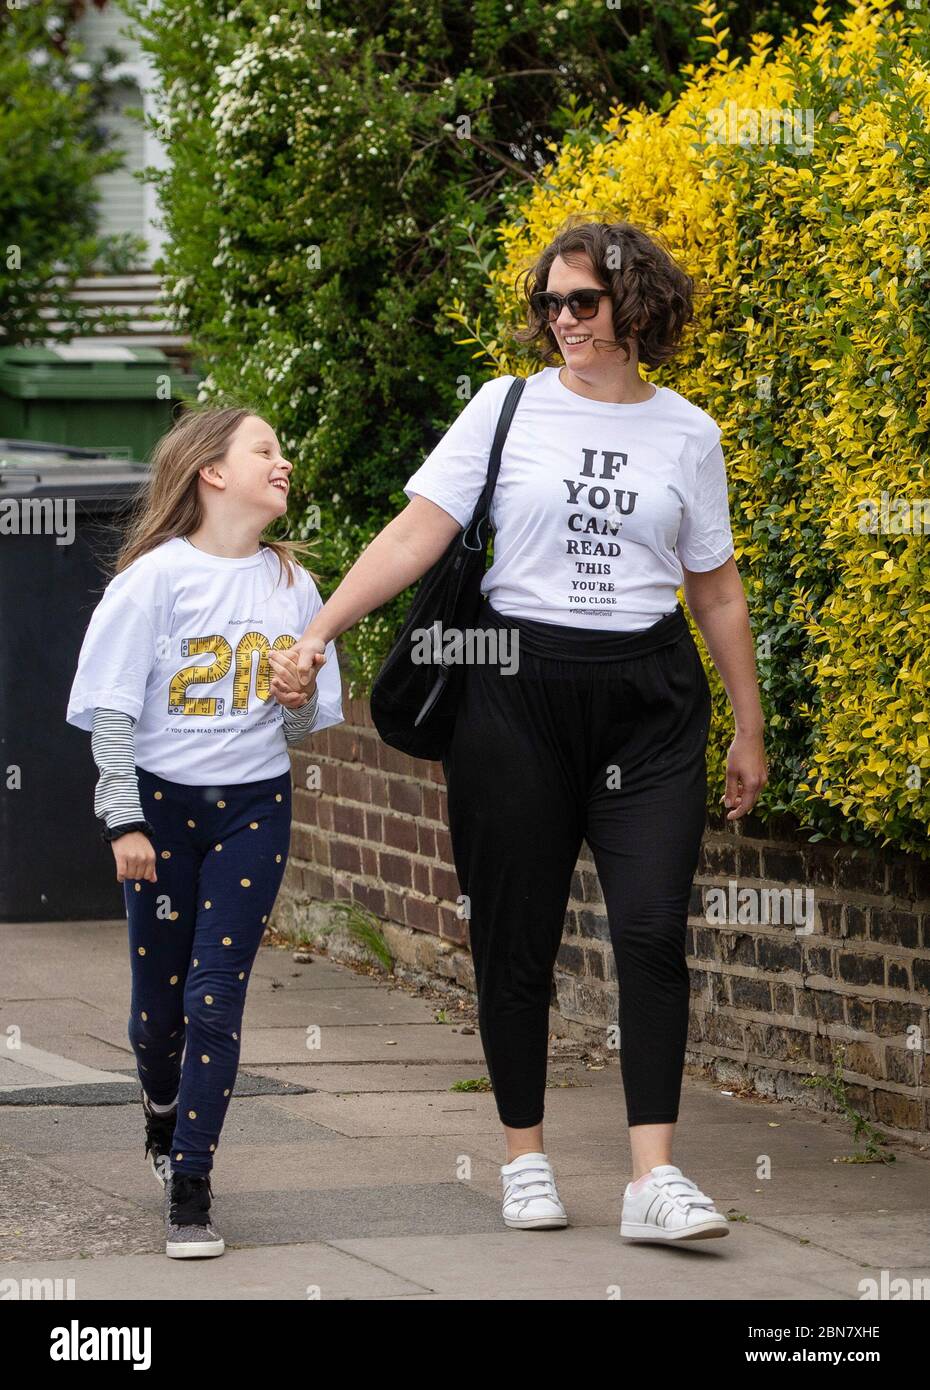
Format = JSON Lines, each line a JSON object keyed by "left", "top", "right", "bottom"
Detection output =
{"left": 513, "top": 215, "right": 696, "bottom": 369}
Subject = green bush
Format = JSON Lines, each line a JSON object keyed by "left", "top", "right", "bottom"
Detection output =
{"left": 0, "top": 0, "right": 145, "bottom": 344}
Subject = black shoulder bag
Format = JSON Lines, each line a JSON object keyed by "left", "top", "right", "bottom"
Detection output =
{"left": 369, "top": 375, "right": 526, "bottom": 762}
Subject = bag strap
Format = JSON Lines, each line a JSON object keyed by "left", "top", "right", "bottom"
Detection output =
{"left": 461, "top": 375, "right": 527, "bottom": 552}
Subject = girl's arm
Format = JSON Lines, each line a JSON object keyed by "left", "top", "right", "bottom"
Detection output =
{"left": 281, "top": 687, "right": 320, "bottom": 744}
{"left": 91, "top": 708, "right": 154, "bottom": 840}
{"left": 91, "top": 707, "right": 157, "bottom": 884}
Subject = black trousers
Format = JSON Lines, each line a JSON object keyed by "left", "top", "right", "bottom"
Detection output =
{"left": 441, "top": 599, "right": 711, "bottom": 1129}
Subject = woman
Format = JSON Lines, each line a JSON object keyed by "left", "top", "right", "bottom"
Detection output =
{"left": 270, "top": 217, "right": 768, "bottom": 1244}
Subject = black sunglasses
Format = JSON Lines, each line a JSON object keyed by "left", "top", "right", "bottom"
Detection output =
{"left": 531, "top": 288, "right": 612, "bottom": 322}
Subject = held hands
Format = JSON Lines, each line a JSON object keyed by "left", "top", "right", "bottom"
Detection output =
{"left": 721, "top": 729, "right": 769, "bottom": 821}
{"left": 285, "top": 633, "right": 328, "bottom": 686}
{"left": 111, "top": 831, "right": 157, "bottom": 884}
{"left": 267, "top": 644, "right": 324, "bottom": 708}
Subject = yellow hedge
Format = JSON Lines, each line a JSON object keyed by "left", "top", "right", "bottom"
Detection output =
{"left": 448, "top": 0, "right": 930, "bottom": 856}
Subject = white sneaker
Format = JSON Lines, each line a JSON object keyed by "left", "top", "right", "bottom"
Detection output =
{"left": 620, "top": 1164, "right": 729, "bottom": 1242}
{"left": 500, "top": 1152, "right": 568, "bottom": 1230}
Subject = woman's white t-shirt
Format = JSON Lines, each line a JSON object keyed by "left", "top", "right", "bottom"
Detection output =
{"left": 66, "top": 538, "right": 344, "bottom": 784}
{"left": 403, "top": 367, "right": 735, "bottom": 631}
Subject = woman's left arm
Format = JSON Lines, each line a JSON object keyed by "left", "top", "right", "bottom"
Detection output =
{"left": 681, "top": 556, "right": 769, "bottom": 822}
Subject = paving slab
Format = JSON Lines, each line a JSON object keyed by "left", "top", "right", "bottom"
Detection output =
{"left": 0, "top": 1033, "right": 133, "bottom": 1074}
{"left": 240, "top": 986, "right": 441, "bottom": 1027}
{"left": 0, "top": 1042, "right": 128, "bottom": 1092}
{"left": 0, "top": 999, "right": 122, "bottom": 1044}
{"left": 754, "top": 1210, "right": 930, "bottom": 1268}
{"left": 263, "top": 1088, "right": 509, "bottom": 1138}
{"left": 328, "top": 1225, "right": 872, "bottom": 1301}
{"left": 0, "top": 1059, "right": 59, "bottom": 1089}
{"left": 246, "top": 951, "right": 383, "bottom": 992}
{"left": 244, "top": 1060, "right": 493, "bottom": 1094}
{"left": 237, "top": 1023, "right": 488, "bottom": 1066}
{"left": 0, "top": 1244, "right": 426, "bottom": 1300}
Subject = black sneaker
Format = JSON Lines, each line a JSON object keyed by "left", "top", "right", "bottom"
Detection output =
{"left": 165, "top": 1172, "right": 225, "bottom": 1259}
{"left": 141, "top": 1089, "right": 177, "bottom": 1189}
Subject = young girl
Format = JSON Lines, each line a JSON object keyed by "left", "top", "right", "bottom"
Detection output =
{"left": 66, "top": 406, "right": 343, "bottom": 1259}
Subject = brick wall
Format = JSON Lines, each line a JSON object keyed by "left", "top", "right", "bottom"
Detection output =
{"left": 275, "top": 685, "right": 930, "bottom": 1142}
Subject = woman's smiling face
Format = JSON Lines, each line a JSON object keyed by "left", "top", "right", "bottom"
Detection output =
{"left": 218, "top": 415, "right": 292, "bottom": 518}
{"left": 545, "top": 253, "right": 621, "bottom": 370}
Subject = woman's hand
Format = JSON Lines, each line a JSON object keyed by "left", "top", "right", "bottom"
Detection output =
{"left": 267, "top": 646, "right": 323, "bottom": 708}
{"left": 721, "top": 729, "right": 769, "bottom": 820}
{"left": 285, "top": 633, "right": 328, "bottom": 685}
{"left": 112, "top": 831, "right": 157, "bottom": 884}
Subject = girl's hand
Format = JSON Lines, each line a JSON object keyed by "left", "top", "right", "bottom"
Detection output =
{"left": 722, "top": 730, "right": 769, "bottom": 821}
{"left": 267, "top": 647, "right": 323, "bottom": 709}
{"left": 112, "top": 831, "right": 157, "bottom": 884}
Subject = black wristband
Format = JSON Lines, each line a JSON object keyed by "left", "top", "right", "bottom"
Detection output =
{"left": 101, "top": 821, "right": 155, "bottom": 844}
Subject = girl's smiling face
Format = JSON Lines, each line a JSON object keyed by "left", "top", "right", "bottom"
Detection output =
{"left": 213, "top": 414, "right": 292, "bottom": 518}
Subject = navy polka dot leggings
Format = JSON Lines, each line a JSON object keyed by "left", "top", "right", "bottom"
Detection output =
{"left": 124, "top": 764, "right": 292, "bottom": 1176}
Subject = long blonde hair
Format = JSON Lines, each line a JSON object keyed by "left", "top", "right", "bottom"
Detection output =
{"left": 115, "top": 404, "right": 318, "bottom": 586}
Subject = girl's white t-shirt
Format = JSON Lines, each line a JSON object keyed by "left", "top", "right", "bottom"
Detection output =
{"left": 66, "top": 537, "right": 344, "bottom": 785}
{"left": 403, "top": 367, "right": 735, "bottom": 631}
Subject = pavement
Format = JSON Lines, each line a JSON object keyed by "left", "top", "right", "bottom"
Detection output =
{"left": 1, "top": 918, "right": 928, "bottom": 1301}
